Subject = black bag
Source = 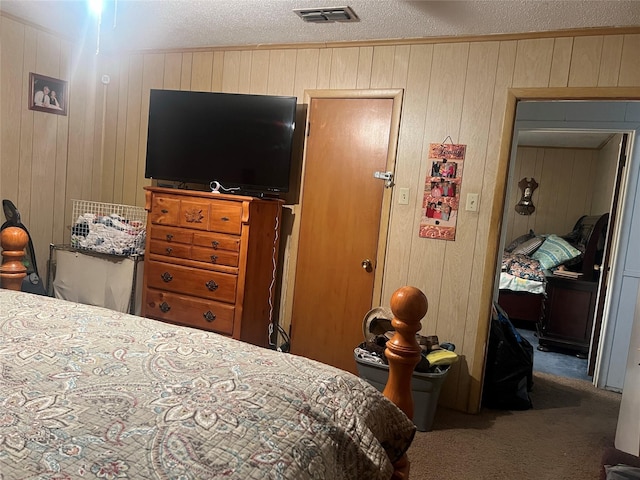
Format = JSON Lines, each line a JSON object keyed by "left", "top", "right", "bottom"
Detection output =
{"left": 482, "top": 303, "right": 534, "bottom": 410}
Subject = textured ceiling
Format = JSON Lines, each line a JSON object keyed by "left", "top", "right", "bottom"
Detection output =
{"left": 2, "top": 0, "right": 640, "bottom": 52}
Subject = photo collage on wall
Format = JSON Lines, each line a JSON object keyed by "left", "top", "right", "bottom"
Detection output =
{"left": 419, "top": 142, "right": 466, "bottom": 241}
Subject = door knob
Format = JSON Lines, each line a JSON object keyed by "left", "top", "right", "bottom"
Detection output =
{"left": 361, "top": 259, "right": 373, "bottom": 272}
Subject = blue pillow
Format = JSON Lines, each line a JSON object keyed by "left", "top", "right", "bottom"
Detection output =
{"left": 532, "top": 234, "right": 581, "bottom": 270}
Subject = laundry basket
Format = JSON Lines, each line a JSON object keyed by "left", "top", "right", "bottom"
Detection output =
{"left": 70, "top": 199, "right": 147, "bottom": 255}
{"left": 354, "top": 306, "right": 450, "bottom": 432}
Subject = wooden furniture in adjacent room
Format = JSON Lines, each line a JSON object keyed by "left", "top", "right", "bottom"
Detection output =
{"left": 536, "top": 213, "right": 609, "bottom": 356}
{"left": 537, "top": 275, "right": 598, "bottom": 357}
{"left": 142, "top": 186, "right": 283, "bottom": 347}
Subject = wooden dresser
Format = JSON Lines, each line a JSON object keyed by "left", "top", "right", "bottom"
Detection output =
{"left": 141, "top": 187, "right": 283, "bottom": 347}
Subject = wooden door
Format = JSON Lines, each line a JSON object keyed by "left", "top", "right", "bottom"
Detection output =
{"left": 290, "top": 96, "right": 395, "bottom": 374}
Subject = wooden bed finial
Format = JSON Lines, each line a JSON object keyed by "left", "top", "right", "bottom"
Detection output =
{"left": 0, "top": 226, "right": 29, "bottom": 291}
{"left": 383, "top": 285, "right": 427, "bottom": 419}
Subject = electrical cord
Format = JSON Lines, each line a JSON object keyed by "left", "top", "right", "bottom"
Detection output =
{"left": 210, "top": 180, "right": 241, "bottom": 194}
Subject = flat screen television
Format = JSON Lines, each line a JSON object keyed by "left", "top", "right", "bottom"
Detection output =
{"left": 145, "top": 89, "right": 297, "bottom": 195}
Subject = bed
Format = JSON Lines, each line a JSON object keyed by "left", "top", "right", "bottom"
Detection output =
{"left": 498, "top": 213, "right": 609, "bottom": 327}
{"left": 0, "top": 226, "right": 423, "bottom": 480}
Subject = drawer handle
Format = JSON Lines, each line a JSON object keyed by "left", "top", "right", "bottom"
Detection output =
{"left": 203, "top": 311, "right": 216, "bottom": 322}
{"left": 211, "top": 240, "right": 219, "bottom": 249}
{"left": 159, "top": 302, "right": 171, "bottom": 313}
{"left": 161, "top": 272, "right": 173, "bottom": 282}
{"left": 221, "top": 216, "right": 230, "bottom": 222}
{"left": 205, "top": 280, "right": 219, "bottom": 291}
{"left": 161, "top": 209, "right": 169, "bottom": 214}
{"left": 166, "top": 247, "right": 173, "bottom": 255}
{"left": 210, "top": 255, "right": 218, "bottom": 263}
{"left": 166, "top": 234, "right": 173, "bottom": 241}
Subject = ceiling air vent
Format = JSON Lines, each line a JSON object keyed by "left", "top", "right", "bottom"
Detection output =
{"left": 294, "top": 6, "right": 360, "bottom": 23}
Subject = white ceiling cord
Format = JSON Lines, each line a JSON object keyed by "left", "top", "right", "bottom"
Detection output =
{"left": 90, "top": 0, "right": 117, "bottom": 55}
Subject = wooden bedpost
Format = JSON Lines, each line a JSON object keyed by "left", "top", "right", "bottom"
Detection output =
{"left": 383, "top": 285, "right": 427, "bottom": 418}
{"left": 0, "top": 226, "right": 29, "bottom": 291}
{"left": 384, "top": 286, "right": 427, "bottom": 480}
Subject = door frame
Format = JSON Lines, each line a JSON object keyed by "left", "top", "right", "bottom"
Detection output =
{"left": 279, "top": 89, "right": 404, "bottom": 333}
{"left": 475, "top": 87, "right": 640, "bottom": 409}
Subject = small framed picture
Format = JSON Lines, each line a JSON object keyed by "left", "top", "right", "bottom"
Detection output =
{"left": 28, "top": 72, "right": 67, "bottom": 116}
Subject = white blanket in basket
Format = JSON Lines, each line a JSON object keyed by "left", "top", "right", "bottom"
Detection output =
{"left": 71, "top": 212, "right": 146, "bottom": 255}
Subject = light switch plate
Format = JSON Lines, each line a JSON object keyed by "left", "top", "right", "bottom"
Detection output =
{"left": 466, "top": 193, "right": 479, "bottom": 211}
{"left": 398, "top": 188, "right": 409, "bottom": 205}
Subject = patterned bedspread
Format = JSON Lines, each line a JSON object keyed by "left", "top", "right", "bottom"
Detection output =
{"left": 0, "top": 290, "right": 415, "bottom": 480}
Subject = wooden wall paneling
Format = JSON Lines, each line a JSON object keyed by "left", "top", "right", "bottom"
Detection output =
{"left": 292, "top": 49, "right": 319, "bottom": 101}
{"left": 221, "top": 50, "right": 242, "bottom": 92}
{"left": 211, "top": 51, "right": 224, "bottom": 91}
{"left": 30, "top": 30, "right": 61, "bottom": 273}
{"left": 618, "top": 34, "right": 640, "bottom": 86}
{"left": 80, "top": 53, "right": 99, "bottom": 202}
{"left": 431, "top": 41, "right": 498, "bottom": 409}
{"left": 408, "top": 42, "right": 469, "bottom": 335}
{"left": 390, "top": 45, "right": 410, "bottom": 88}
{"left": 512, "top": 38, "right": 554, "bottom": 87}
{"left": 17, "top": 26, "right": 37, "bottom": 228}
{"left": 238, "top": 51, "right": 253, "bottom": 93}
{"left": 64, "top": 43, "right": 89, "bottom": 218}
{"left": 163, "top": 52, "right": 183, "bottom": 90}
{"left": 549, "top": 37, "right": 573, "bottom": 87}
{"left": 468, "top": 39, "right": 518, "bottom": 412}
{"left": 112, "top": 55, "right": 130, "bottom": 203}
{"left": 190, "top": 51, "right": 213, "bottom": 92}
{"left": 316, "top": 49, "right": 332, "bottom": 89}
{"left": 356, "top": 46, "right": 373, "bottom": 89}
{"left": 539, "top": 149, "right": 571, "bottom": 233}
{"left": 267, "top": 50, "right": 296, "bottom": 95}
{"left": 598, "top": 36, "right": 624, "bottom": 87}
{"left": 99, "top": 55, "right": 121, "bottom": 203}
{"left": 455, "top": 41, "right": 501, "bottom": 411}
{"left": 249, "top": 50, "right": 269, "bottom": 94}
{"left": 52, "top": 40, "right": 70, "bottom": 245}
{"left": 564, "top": 150, "right": 597, "bottom": 230}
{"left": 180, "top": 52, "right": 192, "bottom": 90}
{"left": 136, "top": 54, "right": 164, "bottom": 206}
{"left": 329, "top": 47, "right": 360, "bottom": 89}
{"left": 382, "top": 45, "right": 433, "bottom": 300}
{"left": 0, "top": 18, "right": 24, "bottom": 204}
{"left": 275, "top": 48, "right": 320, "bottom": 337}
{"left": 122, "top": 55, "right": 143, "bottom": 206}
{"left": 568, "top": 36, "right": 603, "bottom": 87}
{"left": 370, "top": 46, "right": 395, "bottom": 88}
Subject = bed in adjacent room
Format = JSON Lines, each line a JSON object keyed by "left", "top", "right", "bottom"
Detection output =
{"left": 0, "top": 226, "right": 422, "bottom": 480}
{"left": 498, "top": 213, "right": 609, "bottom": 331}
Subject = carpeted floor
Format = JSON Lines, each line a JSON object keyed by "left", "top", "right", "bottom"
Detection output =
{"left": 408, "top": 371, "right": 621, "bottom": 480}
{"left": 517, "top": 327, "right": 592, "bottom": 381}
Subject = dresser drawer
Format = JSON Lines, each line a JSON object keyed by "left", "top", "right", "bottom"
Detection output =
{"left": 208, "top": 200, "right": 243, "bottom": 234}
{"left": 179, "top": 199, "right": 211, "bottom": 231}
{"left": 192, "top": 231, "right": 240, "bottom": 252}
{"left": 191, "top": 246, "right": 239, "bottom": 267}
{"left": 150, "top": 225, "right": 193, "bottom": 244}
{"left": 149, "top": 239, "right": 192, "bottom": 259}
{"left": 149, "top": 195, "right": 180, "bottom": 225}
{"left": 144, "top": 289, "right": 234, "bottom": 335}
{"left": 146, "top": 261, "right": 237, "bottom": 303}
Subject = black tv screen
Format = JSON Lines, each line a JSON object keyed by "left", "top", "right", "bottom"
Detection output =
{"left": 145, "top": 89, "right": 296, "bottom": 194}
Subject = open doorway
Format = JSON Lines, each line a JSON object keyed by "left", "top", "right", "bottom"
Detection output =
{"left": 487, "top": 97, "right": 640, "bottom": 397}
{"left": 497, "top": 128, "right": 625, "bottom": 382}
